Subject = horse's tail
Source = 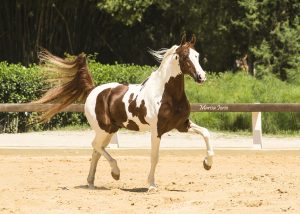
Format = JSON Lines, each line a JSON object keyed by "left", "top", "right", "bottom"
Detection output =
{"left": 34, "top": 50, "right": 94, "bottom": 122}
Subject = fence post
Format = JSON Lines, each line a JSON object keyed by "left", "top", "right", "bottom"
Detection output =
{"left": 252, "top": 112, "right": 263, "bottom": 148}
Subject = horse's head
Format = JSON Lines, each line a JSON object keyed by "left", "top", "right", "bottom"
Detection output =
{"left": 175, "top": 34, "right": 206, "bottom": 83}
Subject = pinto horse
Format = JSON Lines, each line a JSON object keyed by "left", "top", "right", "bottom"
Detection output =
{"left": 36, "top": 34, "right": 214, "bottom": 191}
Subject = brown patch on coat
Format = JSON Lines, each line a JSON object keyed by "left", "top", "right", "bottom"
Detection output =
{"left": 126, "top": 120, "right": 139, "bottom": 131}
{"left": 157, "top": 74, "right": 191, "bottom": 138}
{"left": 129, "top": 93, "right": 134, "bottom": 103}
{"left": 128, "top": 98, "right": 149, "bottom": 125}
{"left": 95, "top": 85, "right": 129, "bottom": 133}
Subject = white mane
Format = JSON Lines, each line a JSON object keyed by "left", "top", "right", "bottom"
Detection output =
{"left": 149, "top": 45, "right": 178, "bottom": 63}
{"left": 148, "top": 45, "right": 179, "bottom": 73}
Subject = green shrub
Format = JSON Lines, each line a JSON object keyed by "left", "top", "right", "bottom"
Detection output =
{"left": 186, "top": 72, "right": 300, "bottom": 133}
{"left": 0, "top": 61, "right": 153, "bottom": 133}
{"left": 89, "top": 61, "right": 153, "bottom": 85}
{"left": 0, "top": 61, "right": 299, "bottom": 133}
{"left": 0, "top": 62, "right": 43, "bottom": 132}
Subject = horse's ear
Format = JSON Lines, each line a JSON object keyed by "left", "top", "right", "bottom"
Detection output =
{"left": 190, "top": 34, "right": 196, "bottom": 46}
{"left": 180, "top": 33, "right": 186, "bottom": 46}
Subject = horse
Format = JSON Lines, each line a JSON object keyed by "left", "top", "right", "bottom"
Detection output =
{"left": 35, "top": 34, "right": 214, "bottom": 191}
{"left": 235, "top": 54, "right": 249, "bottom": 73}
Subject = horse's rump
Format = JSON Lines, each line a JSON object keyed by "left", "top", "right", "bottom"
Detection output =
{"left": 94, "top": 84, "right": 129, "bottom": 133}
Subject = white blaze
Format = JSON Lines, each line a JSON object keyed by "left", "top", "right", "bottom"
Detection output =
{"left": 189, "top": 48, "right": 206, "bottom": 81}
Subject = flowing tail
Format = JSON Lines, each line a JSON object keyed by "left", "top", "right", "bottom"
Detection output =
{"left": 34, "top": 50, "right": 94, "bottom": 122}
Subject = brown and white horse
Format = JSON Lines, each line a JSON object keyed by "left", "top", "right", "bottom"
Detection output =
{"left": 36, "top": 34, "right": 214, "bottom": 191}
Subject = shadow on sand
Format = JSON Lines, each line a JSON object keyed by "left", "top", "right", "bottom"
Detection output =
{"left": 74, "top": 185, "right": 110, "bottom": 191}
{"left": 74, "top": 185, "right": 186, "bottom": 193}
{"left": 165, "top": 189, "right": 186, "bottom": 192}
{"left": 120, "top": 187, "right": 148, "bottom": 193}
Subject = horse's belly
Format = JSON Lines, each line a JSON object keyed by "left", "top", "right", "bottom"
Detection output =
{"left": 123, "top": 116, "right": 151, "bottom": 132}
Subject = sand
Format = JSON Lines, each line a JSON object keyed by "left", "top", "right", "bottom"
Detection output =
{"left": 0, "top": 149, "right": 300, "bottom": 213}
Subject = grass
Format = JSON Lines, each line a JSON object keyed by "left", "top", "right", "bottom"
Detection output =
{"left": 184, "top": 72, "right": 300, "bottom": 134}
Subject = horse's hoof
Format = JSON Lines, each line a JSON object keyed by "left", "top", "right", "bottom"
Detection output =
{"left": 148, "top": 185, "right": 158, "bottom": 193}
{"left": 111, "top": 172, "right": 120, "bottom": 180}
{"left": 203, "top": 160, "right": 212, "bottom": 170}
{"left": 88, "top": 183, "right": 95, "bottom": 189}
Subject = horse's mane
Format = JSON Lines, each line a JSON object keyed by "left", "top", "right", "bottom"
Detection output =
{"left": 148, "top": 45, "right": 178, "bottom": 64}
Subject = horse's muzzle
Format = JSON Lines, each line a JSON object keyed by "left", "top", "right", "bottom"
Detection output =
{"left": 196, "top": 73, "right": 206, "bottom": 84}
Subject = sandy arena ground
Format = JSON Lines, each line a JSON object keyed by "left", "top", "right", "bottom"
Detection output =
{"left": 0, "top": 149, "right": 300, "bottom": 214}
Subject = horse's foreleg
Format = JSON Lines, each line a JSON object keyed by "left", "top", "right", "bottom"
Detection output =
{"left": 189, "top": 121, "right": 214, "bottom": 170}
{"left": 87, "top": 149, "right": 101, "bottom": 188}
{"left": 147, "top": 131, "right": 161, "bottom": 192}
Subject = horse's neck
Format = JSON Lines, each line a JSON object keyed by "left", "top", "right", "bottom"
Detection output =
{"left": 147, "top": 59, "right": 185, "bottom": 100}
{"left": 163, "top": 74, "right": 185, "bottom": 100}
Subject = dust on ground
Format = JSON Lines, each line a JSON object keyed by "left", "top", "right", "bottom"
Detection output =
{"left": 0, "top": 149, "right": 300, "bottom": 213}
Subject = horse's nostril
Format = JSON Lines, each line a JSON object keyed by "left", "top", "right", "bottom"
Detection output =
{"left": 197, "top": 74, "right": 202, "bottom": 80}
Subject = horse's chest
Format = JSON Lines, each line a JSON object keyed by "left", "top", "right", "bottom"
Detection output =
{"left": 157, "top": 95, "right": 190, "bottom": 137}
{"left": 165, "top": 100, "right": 190, "bottom": 118}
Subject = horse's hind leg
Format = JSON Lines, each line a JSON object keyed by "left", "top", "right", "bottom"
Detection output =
{"left": 87, "top": 148, "right": 101, "bottom": 188}
{"left": 93, "top": 132, "right": 120, "bottom": 179}
{"left": 87, "top": 132, "right": 120, "bottom": 188}
{"left": 189, "top": 121, "right": 214, "bottom": 170}
{"left": 87, "top": 134, "right": 106, "bottom": 188}
{"left": 99, "top": 146, "right": 120, "bottom": 181}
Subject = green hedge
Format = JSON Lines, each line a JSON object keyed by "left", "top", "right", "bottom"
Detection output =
{"left": 185, "top": 73, "right": 300, "bottom": 133}
{"left": 0, "top": 60, "right": 299, "bottom": 133}
{"left": 0, "top": 60, "right": 154, "bottom": 133}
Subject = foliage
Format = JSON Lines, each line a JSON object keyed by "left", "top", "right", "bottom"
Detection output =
{"left": 1, "top": 0, "right": 299, "bottom": 83}
{"left": 0, "top": 62, "right": 299, "bottom": 133}
{"left": 0, "top": 0, "right": 110, "bottom": 64}
{"left": 88, "top": 57, "right": 154, "bottom": 85}
{"left": 97, "top": 0, "right": 155, "bottom": 26}
{"left": 272, "top": 18, "right": 300, "bottom": 83}
{"left": 0, "top": 60, "right": 153, "bottom": 133}
{"left": 98, "top": 0, "right": 300, "bottom": 83}
{"left": 185, "top": 72, "right": 300, "bottom": 133}
{"left": 0, "top": 62, "right": 43, "bottom": 132}
{"left": 233, "top": 0, "right": 300, "bottom": 81}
